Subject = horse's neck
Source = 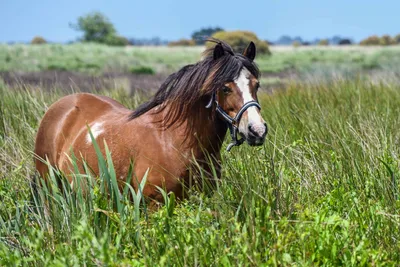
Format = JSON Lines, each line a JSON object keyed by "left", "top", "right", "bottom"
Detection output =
{"left": 159, "top": 104, "right": 228, "bottom": 157}
{"left": 195, "top": 118, "right": 226, "bottom": 153}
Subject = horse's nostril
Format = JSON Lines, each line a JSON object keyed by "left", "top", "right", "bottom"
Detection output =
{"left": 248, "top": 125, "right": 259, "bottom": 136}
{"left": 248, "top": 123, "right": 268, "bottom": 137}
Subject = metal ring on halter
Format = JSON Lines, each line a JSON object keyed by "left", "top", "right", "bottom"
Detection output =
{"left": 206, "top": 91, "right": 261, "bottom": 151}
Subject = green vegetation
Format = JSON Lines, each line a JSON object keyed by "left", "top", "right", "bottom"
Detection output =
{"left": 70, "top": 11, "right": 129, "bottom": 46}
{"left": 209, "top": 30, "right": 271, "bottom": 55}
{"left": 129, "top": 66, "right": 155, "bottom": 75}
{"left": 191, "top": 27, "right": 224, "bottom": 45}
{"left": 318, "top": 39, "right": 329, "bottom": 46}
{"left": 168, "top": 39, "right": 196, "bottom": 47}
{"left": 1, "top": 76, "right": 400, "bottom": 265}
{"left": 3, "top": 44, "right": 400, "bottom": 75}
{"left": 30, "top": 36, "right": 47, "bottom": 45}
{"left": 0, "top": 44, "right": 203, "bottom": 74}
{"left": 360, "top": 34, "right": 398, "bottom": 46}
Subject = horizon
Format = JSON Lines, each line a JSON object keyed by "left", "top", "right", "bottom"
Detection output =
{"left": 1, "top": 0, "right": 400, "bottom": 43}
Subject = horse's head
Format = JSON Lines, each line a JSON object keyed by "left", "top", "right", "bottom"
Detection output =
{"left": 209, "top": 41, "right": 268, "bottom": 148}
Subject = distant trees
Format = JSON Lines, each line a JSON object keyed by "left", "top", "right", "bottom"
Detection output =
{"left": 338, "top": 39, "right": 352, "bottom": 45}
{"left": 191, "top": 27, "right": 224, "bottom": 44}
{"left": 394, "top": 34, "right": 400, "bottom": 44}
{"left": 274, "top": 35, "right": 352, "bottom": 46}
{"left": 129, "top": 37, "right": 168, "bottom": 46}
{"left": 360, "top": 35, "right": 397, "bottom": 46}
{"left": 70, "top": 12, "right": 128, "bottom": 46}
{"left": 168, "top": 39, "right": 196, "bottom": 46}
{"left": 380, "top": 35, "right": 395, "bottom": 46}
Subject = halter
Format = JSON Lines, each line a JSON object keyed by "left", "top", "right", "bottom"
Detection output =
{"left": 205, "top": 91, "right": 261, "bottom": 151}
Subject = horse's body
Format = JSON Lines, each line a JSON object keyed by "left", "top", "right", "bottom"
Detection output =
{"left": 34, "top": 93, "right": 225, "bottom": 200}
{"left": 34, "top": 40, "right": 267, "bottom": 202}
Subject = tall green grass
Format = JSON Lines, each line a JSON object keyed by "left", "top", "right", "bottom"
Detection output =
{"left": 0, "top": 79, "right": 399, "bottom": 265}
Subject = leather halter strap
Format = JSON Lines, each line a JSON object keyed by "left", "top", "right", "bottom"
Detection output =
{"left": 206, "top": 91, "right": 261, "bottom": 151}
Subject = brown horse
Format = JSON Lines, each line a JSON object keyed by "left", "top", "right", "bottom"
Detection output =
{"left": 34, "top": 40, "right": 268, "bottom": 202}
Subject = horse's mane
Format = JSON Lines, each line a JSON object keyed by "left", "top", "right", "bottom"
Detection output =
{"left": 128, "top": 39, "right": 259, "bottom": 141}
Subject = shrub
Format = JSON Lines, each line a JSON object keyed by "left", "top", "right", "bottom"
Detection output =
{"left": 380, "top": 35, "right": 395, "bottom": 46}
{"left": 207, "top": 30, "right": 271, "bottom": 55}
{"left": 129, "top": 66, "right": 155, "bottom": 75}
{"left": 47, "top": 63, "right": 68, "bottom": 71}
{"left": 105, "top": 35, "right": 129, "bottom": 46}
{"left": 31, "top": 36, "right": 47, "bottom": 45}
{"left": 168, "top": 39, "right": 196, "bottom": 46}
{"left": 318, "top": 39, "right": 329, "bottom": 46}
{"left": 360, "top": 35, "right": 381, "bottom": 46}
{"left": 292, "top": 41, "right": 301, "bottom": 47}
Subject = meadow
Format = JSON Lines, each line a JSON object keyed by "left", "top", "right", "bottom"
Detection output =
{"left": 2, "top": 44, "right": 400, "bottom": 75}
{"left": 1, "top": 45, "right": 400, "bottom": 265}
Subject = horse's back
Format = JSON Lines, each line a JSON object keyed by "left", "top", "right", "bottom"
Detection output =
{"left": 34, "top": 93, "right": 128, "bottom": 178}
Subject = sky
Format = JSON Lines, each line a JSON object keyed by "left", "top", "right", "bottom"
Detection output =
{"left": 1, "top": 0, "right": 399, "bottom": 43}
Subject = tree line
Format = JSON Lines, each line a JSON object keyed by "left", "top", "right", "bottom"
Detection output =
{"left": 28, "top": 11, "right": 400, "bottom": 47}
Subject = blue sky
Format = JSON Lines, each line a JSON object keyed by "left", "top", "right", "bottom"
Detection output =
{"left": 1, "top": 0, "right": 399, "bottom": 43}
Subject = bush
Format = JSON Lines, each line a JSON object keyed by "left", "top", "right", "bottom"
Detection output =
{"left": 129, "top": 66, "right": 155, "bottom": 75}
{"left": 168, "top": 39, "right": 196, "bottom": 46}
{"left": 207, "top": 30, "right": 271, "bottom": 55}
{"left": 360, "top": 35, "right": 381, "bottom": 46}
{"left": 292, "top": 41, "right": 301, "bottom": 47}
{"left": 318, "top": 39, "right": 329, "bottom": 46}
{"left": 105, "top": 35, "right": 129, "bottom": 46}
{"left": 380, "top": 35, "right": 395, "bottom": 46}
{"left": 31, "top": 36, "right": 47, "bottom": 45}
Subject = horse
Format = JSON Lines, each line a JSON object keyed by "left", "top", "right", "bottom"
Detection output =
{"left": 34, "top": 40, "right": 268, "bottom": 203}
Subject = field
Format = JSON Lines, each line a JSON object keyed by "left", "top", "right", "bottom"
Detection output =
{"left": 1, "top": 44, "right": 400, "bottom": 265}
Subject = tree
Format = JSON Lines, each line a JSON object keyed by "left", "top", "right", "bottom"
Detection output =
{"left": 360, "top": 35, "right": 380, "bottom": 46}
{"left": 380, "top": 35, "right": 395, "bottom": 46}
{"left": 191, "top": 27, "right": 224, "bottom": 45}
{"left": 394, "top": 34, "right": 400, "bottom": 44}
{"left": 70, "top": 12, "right": 117, "bottom": 44}
{"left": 338, "top": 38, "right": 352, "bottom": 45}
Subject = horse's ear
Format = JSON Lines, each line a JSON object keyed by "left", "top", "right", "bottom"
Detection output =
{"left": 213, "top": 43, "right": 225, "bottom": 60}
{"left": 243, "top": 41, "right": 256, "bottom": 61}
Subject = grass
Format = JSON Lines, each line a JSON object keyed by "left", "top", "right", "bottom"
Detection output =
{"left": 0, "top": 76, "right": 399, "bottom": 265}
{"left": 2, "top": 44, "right": 400, "bottom": 75}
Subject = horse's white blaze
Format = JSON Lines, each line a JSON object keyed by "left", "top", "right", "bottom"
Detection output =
{"left": 86, "top": 122, "right": 104, "bottom": 144}
{"left": 234, "top": 68, "right": 265, "bottom": 136}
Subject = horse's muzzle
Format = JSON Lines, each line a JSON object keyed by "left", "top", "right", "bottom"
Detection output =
{"left": 245, "top": 122, "right": 268, "bottom": 146}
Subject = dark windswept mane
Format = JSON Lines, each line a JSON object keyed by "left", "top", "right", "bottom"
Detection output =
{"left": 128, "top": 39, "right": 259, "bottom": 136}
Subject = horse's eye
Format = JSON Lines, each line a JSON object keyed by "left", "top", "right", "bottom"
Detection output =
{"left": 255, "top": 82, "right": 260, "bottom": 92}
{"left": 222, "top": 86, "right": 231, "bottom": 94}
